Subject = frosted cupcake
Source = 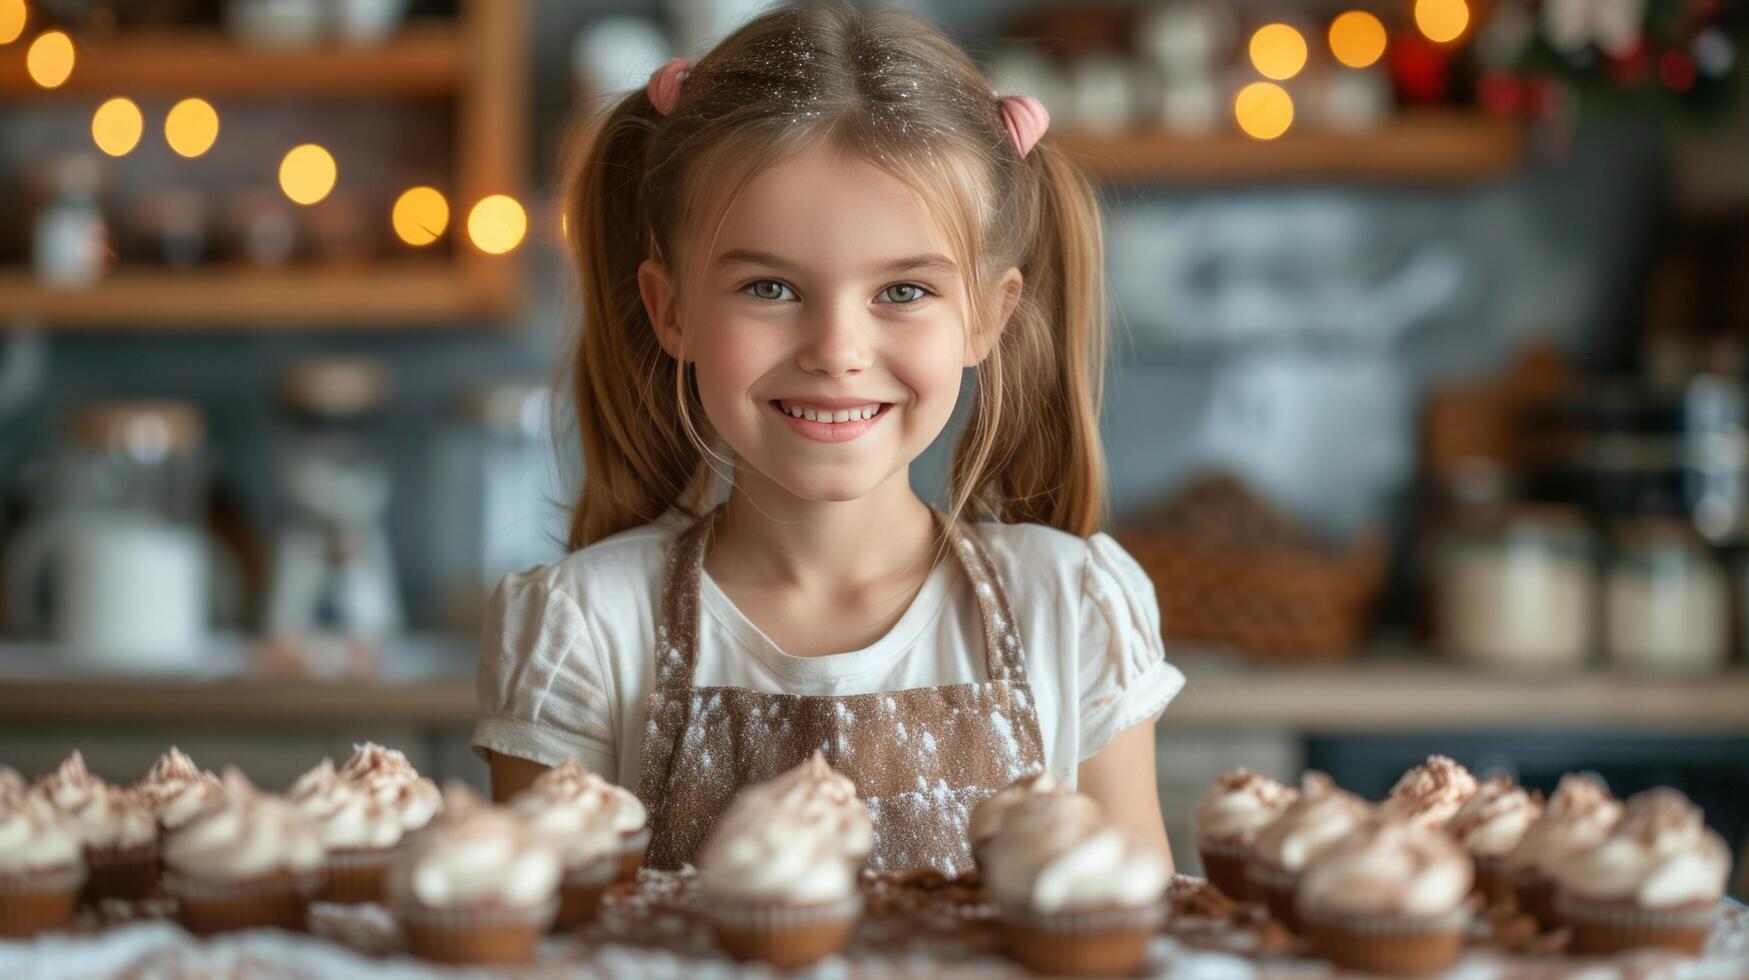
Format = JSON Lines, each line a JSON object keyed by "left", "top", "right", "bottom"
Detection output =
{"left": 288, "top": 759, "right": 405, "bottom": 903}
{"left": 1193, "top": 768, "right": 1296, "bottom": 901}
{"left": 509, "top": 764, "right": 623, "bottom": 929}
{"left": 1446, "top": 774, "right": 1542, "bottom": 907}
{"left": 984, "top": 792, "right": 1169, "bottom": 977}
{"left": 1296, "top": 818, "right": 1474, "bottom": 976}
{"left": 385, "top": 783, "right": 560, "bottom": 965}
{"left": 161, "top": 768, "right": 324, "bottom": 934}
{"left": 1505, "top": 773, "right": 1620, "bottom": 928}
{"left": 968, "top": 771, "right": 1065, "bottom": 875}
{"left": 32, "top": 751, "right": 157, "bottom": 903}
{"left": 0, "top": 767, "right": 23, "bottom": 795}
{"left": 0, "top": 785, "right": 85, "bottom": 938}
{"left": 336, "top": 743, "right": 443, "bottom": 833}
{"left": 1551, "top": 787, "right": 1731, "bottom": 955}
{"left": 1378, "top": 755, "right": 1478, "bottom": 830}
{"left": 699, "top": 755, "right": 871, "bottom": 969}
{"left": 1245, "top": 772, "right": 1371, "bottom": 931}
{"left": 513, "top": 760, "right": 649, "bottom": 885}
{"left": 131, "top": 747, "right": 223, "bottom": 836}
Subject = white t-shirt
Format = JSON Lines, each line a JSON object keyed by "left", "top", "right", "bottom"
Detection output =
{"left": 471, "top": 507, "right": 1185, "bottom": 790}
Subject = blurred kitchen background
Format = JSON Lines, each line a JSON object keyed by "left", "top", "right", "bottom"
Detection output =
{"left": 0, "top": 0, "right": 1746, "bottom": 892}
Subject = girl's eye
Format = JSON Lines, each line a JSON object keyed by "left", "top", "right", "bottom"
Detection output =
{"left": 880, "top": 283, "right": 931, "bottom": 305}
{"left": 743, "top": 280, "right": 794, "bottom": 301}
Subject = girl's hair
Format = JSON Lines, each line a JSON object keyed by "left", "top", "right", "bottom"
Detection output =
{"left": 561, "top": 0, "right": 1107, "bottom": 555}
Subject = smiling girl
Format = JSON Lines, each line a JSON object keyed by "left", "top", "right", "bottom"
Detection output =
{"left": 473, "top": 1, "right": 1185, "bottom": 875}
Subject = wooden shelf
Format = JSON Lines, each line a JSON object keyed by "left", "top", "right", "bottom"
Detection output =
{"left": 0, "top": 23, "right": 461, "bottom": 98}
{"left": 1055, "top": 111, "right": 1525, "bottom": 185}
{"left": 0, "top": 264, "right": 513, "bottom": 328}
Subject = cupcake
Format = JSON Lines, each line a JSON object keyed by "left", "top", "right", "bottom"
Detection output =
{"left": 161, "top": 768, "right": 324, "bottom": 934}
{"left": 1446, "top": 774, "right": 1542, "bottom": 908}
{"left": 509, "top": 763, "right": 624, "bottom": 929}
{"left": 1378, "top": 755, "right": 1478, "bottom": 830}
{"left": 1246, "top": 772, "right": 1371, "bottom": 931}
{"left": 984, "top": 792, "right": 1169, "bottom": 977}
{"left": 1193, "top": 768, "right": 1296, "bottom": 901}
{"left": 968, "top": 770, "right": 1065, "bottom": 876}
{"left": 698, "top": 754, "right": 871, "bottom": 970}
{"left": 0, "top": 767, "right": 24, "bottom": 795}
{"left": 1296, "top": 818, "right": 1474, "bottom": 976}
{"left": 1505, "top": 773, "right": 1620, "bottom": 928}
{"left": 288, "top": 759, "right": 405, "bottom": 903}
{"left": 385, "top": 783, "right": 560, "bottom": 965}
{"left": 32, "top": 752, "right": 157, "bottom": 903}
{"left": 1551, "top": 787, "right": 1731, "bottom": 956}
{"left": 131, "top": 746, "right": 222, "bottom": 836}
{"left": 512, "top": 759, "right": 648, "bottom": 885}
{"left": 0, "top": 784, "right": 85, "bottom": 938}
{"left": 337, "top": 742, "right": 443, "bottom": 834}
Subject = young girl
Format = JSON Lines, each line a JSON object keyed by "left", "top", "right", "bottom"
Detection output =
{"left": 474, "top": 1, "right": 1185, "bottom": 876}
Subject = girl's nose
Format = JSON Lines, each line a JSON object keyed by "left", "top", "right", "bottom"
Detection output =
{"left": 796, "top": 302, "right": 872, "bottom": 377}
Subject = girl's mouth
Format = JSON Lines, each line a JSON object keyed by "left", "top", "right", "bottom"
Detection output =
{"left": 768, "top": 400, "right": 893, "bottom": 444}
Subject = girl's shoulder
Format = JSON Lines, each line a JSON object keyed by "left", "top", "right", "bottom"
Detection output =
{"left": 965, "top": 519, "right": 1142, "bottom": 606}
{"left": 494, "top": 510, "right": 690, "bottom": 619}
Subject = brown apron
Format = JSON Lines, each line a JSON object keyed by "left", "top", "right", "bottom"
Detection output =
{"left": 634, "top": 500, "right": 1046, "bottom": 876}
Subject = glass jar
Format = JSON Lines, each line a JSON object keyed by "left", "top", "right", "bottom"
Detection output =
{"left": 1606, "top": 517, "right": 1728, "bottom": 674}
{"left": 1433, "top": 504, "right": 1597, "bottom": 671}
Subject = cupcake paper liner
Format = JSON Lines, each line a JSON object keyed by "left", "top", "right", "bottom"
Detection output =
{"left": 84, "top": 842, "right": 158, "bottom": 905}
{"left": 703, "top": 891, "right": 862, "bottom": 970}
{"left": 319, "top": 847, "right": 395, "bottom": 904}
{"left": 1471, "top": 855, "right": 1515, "bottom": 910}
{"left": 1197, "top": 837, "right": 1255, "bottom": 902}
{"left": 1555, "top": 893, "right": 1721, "bottom": 956}
{"left": 1299, "top": 903, "right": 1471, "bottom": 977}
{"left": 0, "top": 865, "right": 85, "bottom": 939}
{"left": 1512, "top": 868, "right": 1558, "bottom": 930}
{"left": 394, "top": 897, "right": 559, "bottom": 966}
{"left": 554, "top": 856, "right": 619, "bottom": 930}
{"left": 998, "top": 901, "right": 1164, "bottom": 977}
{"left": 614, "top": 827, "right": 651, "bottom": 884}
{"left": 1245, "top": 862, "right": 1303, "bottom": 932}
{"left": 162, "top": 868, "right": 320, "bottom": 935}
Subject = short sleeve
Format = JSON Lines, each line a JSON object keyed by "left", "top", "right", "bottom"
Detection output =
{"left": 1075, "top": 533, "right": 1186, "bottom": 762}
{"left": 471, "top": 566, "right": 621, "bottom": 781}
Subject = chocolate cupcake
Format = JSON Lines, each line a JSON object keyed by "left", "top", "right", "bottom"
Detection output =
{"left": 509, "top": 764, "right": 623, "bottom": 929}
{"left": 1551, "top": 787, "right": 1730, "bottom": 956}
{"left": 1246, "top": 772, "right": 1370, "bottom": 931}
{"left": 336, "top": 742, "right": 443, "bottom": 834}
{"left": 161, "top": 768, "right": 324, "bottom": 934}
{"left": 0, "top": 784, "right": 84, "bottom": 938}
{"left": 1378, "top": 755, "right": 1477, "bottom": 830}
{"left": 288, "top": 759, "right": 405, "bottom": 903}
{"left": 984, "top": 792, "right": 1169, "bottom": 977}
{"left": 1446, "top": 774, "right": 1542, "bottom": 908}
{"left": 968, "top": 770, "right": 1065, "bottom": 877}
{"left": 1296, "top": 818, "right": 1473, "bottom": 976}
{"left": 1193, "top": 768, "right": 1296, "bottom": 901}
{"left": 1505, "top": 773, "right": 1620, "bottom": 929}
{"left": 385, "top": 783, "right": 561, "bottom": 965}
{"left": 32, "top": 752, "right": 157, "bottom": 903}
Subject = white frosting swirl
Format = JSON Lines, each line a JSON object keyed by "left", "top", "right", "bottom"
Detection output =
{"left": 288, "top": 759, "right": 404, "bottom": 851}
{"left": 385, "top": 783, "right": 560, "bottom": 909}
{"left": 0, "top": 786, "right": 83, "bottom": 873}
{"left": 1194, "top": 768, "right": 1297, "bottom": 845}
{"left": 970, "top": 771, "right": 1064, "bottom": 847}
{"left": 0, "top": 767, "right": 24, "bottom": 795}
{"left": 983, "top": 793, "right": 1170, "bottom": 913}
{"left": 518, "top": 759, "right": 647, "bottom": 837}
{"left": 1297, "top": 818, "right": 1473, "bottom": 917}
{"left": 1379, "top": 755, "right": 1478, "bottom": 830}
{"left": 728, "top": 752, "right": 873, "bottom": 862}
{"left": 700, "top": 802, "right": 860, "bottom": 902}
{"left": 32, "top": 752, "right": 155, "bottom": 851}
{"left": 162, "top": 769, "right": 324, "bottom": 880}
{"left": 1507, "top": 774, "right": 1621, "bottom": 876}
{"left": 1250, "top": 772, "right": 1371, "bottom": 874}
{"left": 1448, "top": 775, "right": 1541, "bottom": 859}
{"left": 510, "top": 764, "right": 623, "bottom": 869}
{"left": 337, "top": 743, "right": 443, "bottom": 832}
{"left": 1552, "top": 788, "right": 1731, "bottom": 908}
{"left": 132, "top": 747, "right": 222, "bottom": 832}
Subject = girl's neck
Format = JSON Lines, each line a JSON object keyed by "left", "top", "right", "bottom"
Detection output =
{"left": 704, "top": 479, "right": 940, "bottom": 598}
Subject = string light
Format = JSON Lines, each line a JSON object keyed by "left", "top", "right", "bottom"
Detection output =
{"left": 392, "top": 186, "right": 449, "bottom": 246}
{"left": 26, "top": 29, "right": 74, "bottom": 89}
{"left": 279, "top": 144, "right": 337, "bottom": 205}
{"left": 1329, "top": 11, "right": 1388, "bottom": 68}
{"left": 1249, "top": 24, "right": 1307, "bottom": 81}
{"left": 1414, "top": 0, "right": 1469, "bottom": 44}
{"left": 467, "top": 195, "right": 526, "bottom": 254}
{"left": 0, "top": 0, "right": 27, "bottom": 46}
{"left": 1234, "top": 81, "right": 1294, "bottom": 140}
{"left": 165, "top": 98, "right": 219, "bottom": 157}
{"left": 91, "top": 97, "right": 143, "bottom": 157}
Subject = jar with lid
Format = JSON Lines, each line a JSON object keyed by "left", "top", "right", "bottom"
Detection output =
{"left": 1605, "top": 517, "right": 1728, "bottom": 674}
{"left": 1432, "top": 504, "right": 1597, "bottom": 671}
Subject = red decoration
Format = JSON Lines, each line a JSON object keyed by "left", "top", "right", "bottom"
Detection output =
{"left": 1658, "top": 49, "right": 1698, "bottom": 92}
{"left": 1389, "top": 32, "right": 1453, "bottom": 103}
{"left": 1476, "top": 70, "right": 1524, "bottom": 114}
{"left": 1606, "top": 40, "right": 1651, "bottom": 85}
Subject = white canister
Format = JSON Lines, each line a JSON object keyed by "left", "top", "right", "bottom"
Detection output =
{"left": 1605, "top": 518, "right": 1728, "bottom": 674}
{"left": 53, "top": 517, "right": 210, "bottom": 669}
{"left": 1434, "top": 505, "right": 1598, "bottom": 671}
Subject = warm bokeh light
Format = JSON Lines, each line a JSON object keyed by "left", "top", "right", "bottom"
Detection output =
{"left": 26, "top": 29, "right": 74, "bottom": 89}
{"left": 1249, "top": 24, "right": 1307, "bottom": 81}
{"left": 164, "top": 98, "right": 219, "bottom": 158}
{"left": 279, "top": 144, "right": 337, "bottom": 205}
{"left": 1329, "top": 10, "right": 1388, "bottom": 68}
{"left": 0, "top": 0, "right": 27, "bottom": 46}
{"left": 467, "top": 195, "right": 527, "bottom": 254}
{"left": 392, "top": 186, "right": 449, "bottom": 246}
{"left": 91, "top": 97, "right": 143, "bottom": 157}
{"left": 1415, "top": 0, "right": 1470, "bottom": 44}
{"left": 1234, "top": 81, "right": 1294, "bottom": 140}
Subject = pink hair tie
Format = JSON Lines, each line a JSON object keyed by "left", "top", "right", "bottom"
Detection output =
{"left": 998, "top": 95, "right": 1050, "bottom": 158}
{"left": 647, "top": 58, "right": 691, "bottom": 117}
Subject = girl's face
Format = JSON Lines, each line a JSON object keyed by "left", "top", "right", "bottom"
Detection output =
{"left": 640, "top": 144, "right": 1020, "bottom": 506}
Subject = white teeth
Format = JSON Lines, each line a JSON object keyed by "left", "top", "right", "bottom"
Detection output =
{"left": 779, "top": 401, "right": 882, "bottom": 423}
